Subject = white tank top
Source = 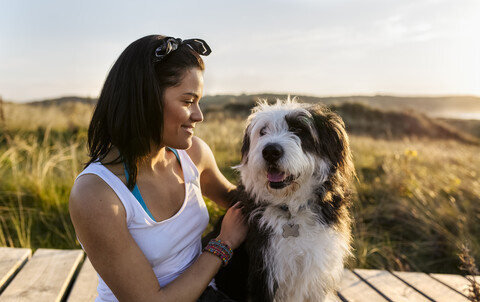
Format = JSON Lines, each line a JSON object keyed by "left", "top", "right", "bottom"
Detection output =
{"left": 76, "top": 150, "right": 211, "bottom": 302}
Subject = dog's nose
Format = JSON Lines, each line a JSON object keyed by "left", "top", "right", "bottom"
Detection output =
{"left": 262, "top": 143, "right": 284, "bottom": 163}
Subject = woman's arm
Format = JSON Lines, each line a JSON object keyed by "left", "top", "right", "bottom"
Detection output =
{"left": 69, "top": 174, "right": 244, "bottom": 302}
{"left": 187, "top": 136, "right": 236, "bottom": 209}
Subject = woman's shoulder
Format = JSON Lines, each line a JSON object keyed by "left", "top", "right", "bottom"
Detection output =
{"left": 72, "top": 171, "right": 110, "bottom": 195}
{"left": 69, "top": 172, "right": 125, "bottom": 221}
{"left": 186, "top": 136, "right": 213, "bottom": 172}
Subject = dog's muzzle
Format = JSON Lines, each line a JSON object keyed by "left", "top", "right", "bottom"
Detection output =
{"left": 262, "top": 143, "right": 297, "bottom": 189}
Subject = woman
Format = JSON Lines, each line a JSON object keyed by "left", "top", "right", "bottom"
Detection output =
{"left": 69, "top": 35, "right": 247, "bottom": 302}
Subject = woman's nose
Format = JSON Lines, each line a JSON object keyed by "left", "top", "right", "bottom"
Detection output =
{"left": 191, "top": 103, "right": 203, "bottom": 122}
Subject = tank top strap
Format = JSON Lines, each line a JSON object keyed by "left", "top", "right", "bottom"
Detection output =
{"left": 167, "top": 147, "right": 181, "bottom": 165}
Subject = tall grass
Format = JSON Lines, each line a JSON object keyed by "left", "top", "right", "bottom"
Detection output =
{"left": 0, "top": 127, "right": 87, "bottom": 248}
{"left": 2, "top": 101, "right": 93, "bottom": 132}
{"left": 0, "top": 99, "right": 92, "bottom": 248}
{"left": 350, "top": 136, "right": 480, "bottom": 273}
{"left": 0, "top": 101, "right": 478, "bottom": 276}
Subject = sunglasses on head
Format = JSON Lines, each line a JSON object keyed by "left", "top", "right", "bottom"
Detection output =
{"left": 153, "top": 37, "right": 212, "bottom": 63}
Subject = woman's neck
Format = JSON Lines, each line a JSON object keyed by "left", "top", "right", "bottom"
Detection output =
{"left": 139, "top": 146, "right": 172, "bottom": 174}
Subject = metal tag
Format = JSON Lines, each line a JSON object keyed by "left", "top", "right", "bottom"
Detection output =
{"left": 282, "top": 223, "right": 300, "bottom": 238}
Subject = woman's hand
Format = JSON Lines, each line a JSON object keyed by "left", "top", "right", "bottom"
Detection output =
{"left": 217, "top": 202, "right": 248, "bottom": 250}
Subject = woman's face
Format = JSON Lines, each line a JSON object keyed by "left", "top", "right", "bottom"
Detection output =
{"left": 162, "top": 68, "right": 204, "bottom": 150}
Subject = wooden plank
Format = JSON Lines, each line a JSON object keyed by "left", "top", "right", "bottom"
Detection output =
{"left": 0, "top": 248, "right": 83, "bottom": 302}
{"left": 468, "top": 275, "right": 480, "bottom": 287}
{"left": 338, "top": 269, "right": 388, "bottom": 302}
{"left": 430, "top": 273, "right": 471, "bottom": 297}
{"left": 66, "top": 257, "right": 98, "bottom": 302}
{"left": 353, "top": 269, "right": 430, "bottom": 302}
{"left": 392, "top": 271, "right": 469, "bottom": 301}
{"left": 0, "top": 248, "right": 31, "bottom": 292}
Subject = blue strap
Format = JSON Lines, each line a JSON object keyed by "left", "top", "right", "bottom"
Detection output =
{"left": 124, "top": 163, "right": 156, "bottom": 221}
{"left": 132, "top": 184, "right": 156, "bottom": 221}
{"left": 167, "top": 147, "right": 181, "bottom": 165}
{"left": 123, "top": 148, "right": 181, "bottom": 222}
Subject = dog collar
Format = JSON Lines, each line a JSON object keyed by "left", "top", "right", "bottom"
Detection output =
{"left": 277, "top": 200, "right": 313, "bottom": 213}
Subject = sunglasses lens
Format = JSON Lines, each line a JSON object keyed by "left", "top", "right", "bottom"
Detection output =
{"left": 154, "top": 37, "right": 211, "bottom": 62}
{"left": 184, "top": 39, "right": 211, "bottom": 56}
{"left": 155, "top": 42, "right": 167, "bottom": 58}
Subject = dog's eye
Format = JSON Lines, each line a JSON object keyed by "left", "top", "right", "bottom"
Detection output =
{"left": 259, "top": 127, "right": 267, "bottom": 136}
{"left": 289, "top": 126, "right": 303, "bottom": 134}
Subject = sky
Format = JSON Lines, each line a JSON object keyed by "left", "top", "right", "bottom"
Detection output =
{"left": 1, "top": 0, "right": 479, "bottom": 102}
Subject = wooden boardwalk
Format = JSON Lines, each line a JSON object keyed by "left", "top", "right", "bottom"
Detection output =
{"left": 0, "top": 247, "right": 476, "bottom": 301}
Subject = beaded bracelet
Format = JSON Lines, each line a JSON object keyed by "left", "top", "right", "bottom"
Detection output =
{"left": 203, "top": 239, "right": 233, "bottom": 266}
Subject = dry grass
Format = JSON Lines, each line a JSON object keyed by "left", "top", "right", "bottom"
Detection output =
{"left": 2, "top": 101, "right": 94, "bottom": 132}
{"left": 0, "top": 127, "right": 86, "bottom": 248}
{"left": 350, "top": 136, "right": 480, "bottom": 273}
{"left": 1, "top": 99, "right": 87, "bottom": 248}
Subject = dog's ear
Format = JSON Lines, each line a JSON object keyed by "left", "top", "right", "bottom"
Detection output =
{"left": 308, "top": 105, "right": 353, "bottom": 175}
{"left": 240, "top": 124, "right": 251, "bottom": 164}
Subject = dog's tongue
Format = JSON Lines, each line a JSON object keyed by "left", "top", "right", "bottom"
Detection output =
{"left": 267, "top": 170, "right": 286, "bottom": 182}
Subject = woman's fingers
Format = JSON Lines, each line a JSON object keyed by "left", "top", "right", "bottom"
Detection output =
{"left": 218, "top": 202, "right": 248, "bottom": 249}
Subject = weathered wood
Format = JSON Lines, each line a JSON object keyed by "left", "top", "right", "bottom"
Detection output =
{"left": 0, "top": 247, "right": 477, "bottom": 302}
{"left": 0, "top": 248, "right": 31, "bottom": 292}
{"left": 430, "top": 273, "right": 471, "bottom": 297}
{"left": 66, "top": 257, "right": 98, "bottom": 302}
{"left": 0, "top": 248, "right": 83, "bottom": 302}
{"left": 353, "top": 269, "right": 430, "bottom": 302}
{"left": 338, "top": 269, "right": 388, "bottom": 302}
{"left": 392, "top": 271, "right": 469, "bottom": 301}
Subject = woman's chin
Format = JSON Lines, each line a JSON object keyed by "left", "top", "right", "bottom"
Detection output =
{"left": 167, "top": 139, "right": 192, "bottom": 150}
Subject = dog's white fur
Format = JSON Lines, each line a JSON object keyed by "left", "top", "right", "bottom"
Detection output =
{"left": 238, "top": 99, "right": 352, "bottom": 302}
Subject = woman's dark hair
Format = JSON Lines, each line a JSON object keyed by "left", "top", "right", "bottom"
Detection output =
{"left": 86, "top": 35, "right": 205, "bottom": 189}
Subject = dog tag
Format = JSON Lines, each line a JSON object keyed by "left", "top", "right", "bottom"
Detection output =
{"left": 282, "top": 223, "right": 299, "bottom": 238}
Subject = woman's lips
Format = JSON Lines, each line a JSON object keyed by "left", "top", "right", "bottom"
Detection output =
{"left": 182, "top": 125, "right": 194, "bottom": 135}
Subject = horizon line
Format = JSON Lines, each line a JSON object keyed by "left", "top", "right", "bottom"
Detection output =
{"left": 3, "top": 92, "right": 480, "bottom": 104}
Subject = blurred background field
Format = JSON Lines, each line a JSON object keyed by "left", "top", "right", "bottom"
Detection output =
{"left": 0, "top": 94, "right": 479, "bottom": 275}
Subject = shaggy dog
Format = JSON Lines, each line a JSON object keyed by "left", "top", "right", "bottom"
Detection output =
{"left": 213, "top": 99, "right": 354, "bottom": 302}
